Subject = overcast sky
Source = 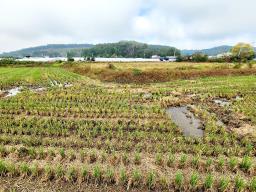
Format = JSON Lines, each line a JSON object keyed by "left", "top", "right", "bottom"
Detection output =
{"left": 0, "top": 0, "right": 256, "bottom": 53}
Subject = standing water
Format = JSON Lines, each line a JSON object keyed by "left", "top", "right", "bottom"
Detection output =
{"left": 5, "top": 87, "right": 22, "bottom": 97}
{"left": 166, "top": 106, "right": 204, "bottom": 137}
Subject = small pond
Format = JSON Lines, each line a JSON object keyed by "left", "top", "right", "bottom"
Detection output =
{"left": 166, "top": 106, "right": 204, "bottom": 137}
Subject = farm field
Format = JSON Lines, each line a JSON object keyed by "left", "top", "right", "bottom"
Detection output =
{"left": 0, "top": 62, "right": 255, "bottom": 191}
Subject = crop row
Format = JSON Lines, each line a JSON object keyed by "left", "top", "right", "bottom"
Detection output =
{"left": 0, "top": 159, "right": 255, "bottom": 191}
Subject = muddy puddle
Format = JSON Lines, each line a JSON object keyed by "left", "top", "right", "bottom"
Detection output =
{"left": 0, "top": 81, "right": 73, "bottom": 99}
{"left": 5, "top": 87, "right": 22, "bottom": 97}
{"left": 213, "top": 99, "right": 230, "bottom": 107}
{"left": 166, "top": 106, "right": 204, "bottom": 137}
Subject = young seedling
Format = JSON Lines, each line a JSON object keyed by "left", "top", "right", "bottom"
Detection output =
{"left": 55, "top": 164, "right": 64, "bottom": 179}
{"left": 106, "top": 168, "right": 115, "bottom": 184}
{"left": 66, "top": 167, "right": 77, "bottom": 182}
{"left": 179, "top": 154, "right": 188, "bottom": 168}
{"left": 155, "top": 153, "right": 163, "bottom": 166}
{"left": 192, "top": 155, "right": 200, "bottom": 169}
{"left": 229, "top": 157, "right": 238, "bottom": 171}
{"left": 204, "top": 174, "right": 214, "bottom": 190}
{"left": 240, "top": 156, "right": 253, "bottom": 172}
{"left": 174, "top": 171, "right": 184, "bottom": 189}
{"left": 217, "top": 156, "right": 225, "bottom": 171}
{"left": 218, "top": 177, "right": 230, "bottom": 192}
{"left": 234, "top": 175, "right": 246, "bottom": 191}
{"left": 59, "top": 148, "right": 65, "bottom": 159}
{"left": 132, "top": 169, "right": 142, "bottom": 187}
{"left": 167, "top": 154, "right": 175, "bottom": 167}
{"left": 190, "top": 172, "right": 199, "bottom": 189}
{"left": 134, "top": 152, "right": 141, "bottom": 165}
{"left": 146, "top": 171, "right": 156, "bottom": 189}
{"left": 92, "top": 165, "right": 102, "bottom": 183}
{"left": 119, "top": 168, "right": 127, "bottom": 185}
{"left": 249, "top": 177, "right": 256, "bottom": 192}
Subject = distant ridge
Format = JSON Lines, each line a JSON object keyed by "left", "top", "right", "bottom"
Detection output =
{"left": 181, "top": 45, "right": 232, "bottom": 56}
{"left": 0, "top": 41, "right": 179, "bottom": 58}
{"left": 1, "top": 42, "right": 255, "bottom": 58}
{"left": 1, "top": 44, "right": 94, "bottom": 58}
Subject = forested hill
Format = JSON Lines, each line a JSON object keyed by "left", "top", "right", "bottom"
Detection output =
{"left": 0, "top": 41, "right": 180, "bottom": 58}
{"left": 81, "top": 41, "right": 180, "bottom": 58}
{"left": 1, "top": 44, "right": 93, "bottom": 58}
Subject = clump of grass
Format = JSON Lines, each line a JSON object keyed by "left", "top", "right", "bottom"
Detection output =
{"left": 6, "top": 162, "right": 17, "bottom": 177}
{"left": 0, "top": 160, "right": 7, "bottom": 176}
{"left": 218, "top": 177, "right": 230, "bottom": 192}
{"left": 217, "top": 156, "right": 225, "bottom": 171}
{"left": 179, "top": 154, "right": 188, "bottom": 168}
{"left": 92, "top": 165, "right": 102, "bottom": 182}
{"left": 121, "top": 152, "right": 129, "bottom": 165}
{"left": 30, "top": 163, "right": 39, "bottom": 177}
{"left": 229, "top": 157, "right": 238, "bottom": 171}
{"left": 189, "top": 172, "right": 199, "bottom": 189}
{"left": 19, "top": 163, "right": 31, "bottom": 176}
{"left": 191, "top": 155, "right": 200, "bottom": 168}
{"left": 167, "top": 153, "right": 175, "bottom": 167}
{"left": 59, "top": 148, "right": 65, "bottom": 159}
{"left": 234, "top": 175, "right": 246, "bottom": 191}
{"left": 55, "top": 164, "right": 64, "bottom": 179}
{"left": 132, "top": 169, "right": 142, "bottom": 187}
{"left": 134, "top": 152, "right": 141, "bottom": 165}
{"left": 155, "top": 153, "right": 163, "bottom": 166}
{"left": 66, "top": 167, "right": 78, "bottom": 182}
{"left": 81, "top": 166, "right": 88, "bottom": 181}
{"left": 206, "top": 158, "right": 213, "bottom": 171}
{"left": 240, "top": 156, "right": 253, "bottom": 172}
{"left": 104, "top": 168, "right": 115, "bottom": 184}
{"left": 174, "top": 171, "right": 184, "bottom": 189}
{"left": 132, "top": 68, "right": 142, "bottom": 76}
{"left": 119, "top": 168, "right": 127, "bottom": 185}
{"left": 44, "top": 165, "right": 54, "bottom": 180}
{"left": 146, "top": 171, "right": 156, "bottom": 189}
{"left": 249, "top": 177, "right": 256, "bottom": 191}
{"left": 204, "top": 174, "right": 214, "bottom": 190}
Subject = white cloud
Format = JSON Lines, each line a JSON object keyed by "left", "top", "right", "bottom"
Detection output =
{"left": 0, "top": 0, "right": 256, "bottom": 52}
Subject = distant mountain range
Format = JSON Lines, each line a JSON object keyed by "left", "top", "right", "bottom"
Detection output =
{"left": 0, "top": 41, "right": 179, "bottom": 58}
{"left": 0, "top": 42, "right": 254, "bottom": 58}
{"left": 181, "top": 45, "right": 232, "bottom": 56}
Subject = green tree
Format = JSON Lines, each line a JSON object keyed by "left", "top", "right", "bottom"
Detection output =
{"left": 192, "top": 52, "right": 208, "bottom": 62}
{"left": 231, "top": 43, "right": 255, "bottom": 62}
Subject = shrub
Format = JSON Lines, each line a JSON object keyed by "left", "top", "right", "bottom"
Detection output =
{"left": 108, "top": 63, "right": 117, "bottom": 70}
{"left": 132, "top": 68, "right": 142, "bottom": 76}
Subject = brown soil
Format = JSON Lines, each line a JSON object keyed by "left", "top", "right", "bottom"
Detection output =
{"left": 65, "top": 65, "right": 256, "bottom": 84}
